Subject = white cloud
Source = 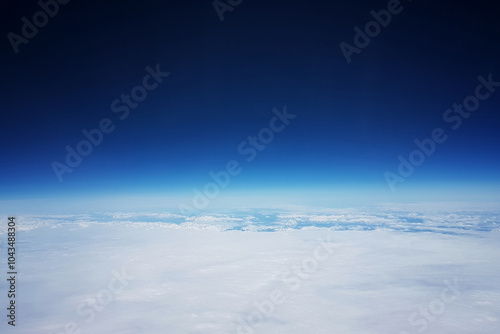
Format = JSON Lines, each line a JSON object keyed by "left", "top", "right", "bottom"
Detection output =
{"left": 1, "top": 206, "right": 499, "bottom": 333}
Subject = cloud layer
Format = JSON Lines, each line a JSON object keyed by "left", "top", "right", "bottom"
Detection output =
{"left": 0, "top": 206, "right": 499, "bottom": 333}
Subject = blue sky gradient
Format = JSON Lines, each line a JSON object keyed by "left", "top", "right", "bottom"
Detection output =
{"left": 1, "top": 0, "right": 499, "bottom": 213}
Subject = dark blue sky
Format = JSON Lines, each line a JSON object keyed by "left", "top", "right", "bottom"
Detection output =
{"left": 1, "top": 0, "right": 499, "bottom": 213}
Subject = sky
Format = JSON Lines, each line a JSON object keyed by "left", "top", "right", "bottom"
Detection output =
{"left": 1, "top": 0, "right": 499, "bottom": 213}
{"left": 1, "top": 3, "right": 500, "bottom": 333}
